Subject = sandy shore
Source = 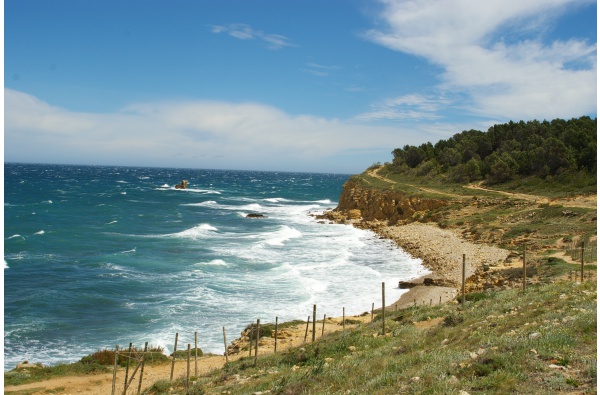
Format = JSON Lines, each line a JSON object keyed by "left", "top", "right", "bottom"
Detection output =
{"left": 345, "top": 220, "right": 511, "bottom": 309}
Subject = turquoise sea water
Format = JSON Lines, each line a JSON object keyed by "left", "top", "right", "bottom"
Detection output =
{"left": 4, "top": 163, "right": 427, "bottom": 370}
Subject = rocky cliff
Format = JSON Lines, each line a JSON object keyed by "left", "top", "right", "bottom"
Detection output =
{"left": 332, "top": 177, "right": 449, "bottom": 225}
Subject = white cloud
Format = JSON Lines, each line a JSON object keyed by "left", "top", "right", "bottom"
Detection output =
{"left": 5, "top": 89, "right": 437, "bottom": 172}
{"left": 210, "top": 23, "right": 294, "bottom": 50}
{"left": 365, "top": 0, "right": 596, "bottom": 120}
{"left": 355, "top": 93, "right": 450, "bottom": 121}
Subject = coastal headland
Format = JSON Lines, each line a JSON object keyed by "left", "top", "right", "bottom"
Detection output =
{"left": 5, "top": 167, "right": 596, "bottom": 394}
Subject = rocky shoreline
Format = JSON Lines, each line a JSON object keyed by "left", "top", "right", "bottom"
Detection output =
{"left": 315, "top": 210, "right": 512, "bottom": 308}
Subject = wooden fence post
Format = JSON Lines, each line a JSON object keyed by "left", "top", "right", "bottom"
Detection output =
{"left": 222, "top": 327, "right": 229, "bottom": 363}
{"left": 581, "top": 242, "right": 585, "bottom": 282}
{"left": 274, "top": 316, "right": 279, "bottom": 353}
{"left": 194, "top": 332, "right": 198, "bottom": 377}
{"left": 304, "top": 316, "right": 310, "bottom": 342}
{"left": 523, "top": 245, "right": 527, "bottom": 291}
{"left": 248, "top": 322, "right": 253, "bottom": 357}
{"left": 122, "top": 355, "right": 144, "bottom": 395}
{"left": 170, "top": 333, "right": 178, "bottom": 382}
{"left": 462, "top": 254, "right": 466, "bottom": 304}
{"left": 137, "top": 342, "right": 148, "bottom": 395}
{"left": 254, "top": 319, "right": 260, "bottom": 367}
{"left": 111, "top": 345, "right": 119, "bottom": 395}
{"left": 371, "top": 302, "right": 374, "bottom": 323}
{"left": 186, "top": 344, "right": 191, "bottom": 389}
{"left": 322, "top": 314, "right": 326, "bottom": 337}
{"left": 312, "top": 305, "right": 317, "bottom": 342}
{"left": 124, "top": 342, "right": 132, "bottom": 390}
{"left": 382, "top": 282, "right": 386, "bottom": 336}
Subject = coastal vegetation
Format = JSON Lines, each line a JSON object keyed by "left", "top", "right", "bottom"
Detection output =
{"left": 383, "top": 116, "right": 596, "bottom": 195}
{"left": 174, "top": 280, "right": 596, "bottom": 394}
{"left": 4, "top": 116, "right": 596, "bottom": 394}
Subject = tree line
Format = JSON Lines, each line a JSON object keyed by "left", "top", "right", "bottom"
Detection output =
{"left": 388, "top": 116, "right": 596, "bottom": 185}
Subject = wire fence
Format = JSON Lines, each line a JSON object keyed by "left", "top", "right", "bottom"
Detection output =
{"left": 110, "top": 244, "right": 597, "bottom": 394}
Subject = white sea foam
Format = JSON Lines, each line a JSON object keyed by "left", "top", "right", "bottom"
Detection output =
{"left": 106, "top": 220, "right": 118, "bottom": 225}
{"left": 34, "top": 230, "right": 45, "bottom": 235}
{"left": 4, "top": 261, "right": 9, "bottom": 269}
{"left": 4, "top": 166, "right": 432, "bottom": 369}
{"left": 182, "top": 201, "right": 218, "bottom": 207}
{"left": 263, "top": 225, "right": 302, "bottom": 246}
{"left": 201, "top": 259, "right": 228, "bottom": 266}
{"left": 172, "top": 224, "right": 218, "bottom": 239}
{"left": 264, "top": 197, "right": 290, "bottom": 203}
{"left": 7, "top": 234, "right": 22, "bottom": 240}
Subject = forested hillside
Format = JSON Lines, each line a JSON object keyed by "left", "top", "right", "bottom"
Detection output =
{"left": 387, "top": 116, "right": 596, "bottom": 188}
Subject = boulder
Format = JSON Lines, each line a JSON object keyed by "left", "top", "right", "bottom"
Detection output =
{"left": 347, "top": 209, "right": 362, "bottom": 220}
{"left": 398, "top": 281, "right": 418, "bottom": 289}
{"left": 246, "top": 213, "right": 266, "bottom": 218}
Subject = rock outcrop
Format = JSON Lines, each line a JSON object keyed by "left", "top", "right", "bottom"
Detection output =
{"left": 329, "top": 178, "right": 448, "bottom": 225}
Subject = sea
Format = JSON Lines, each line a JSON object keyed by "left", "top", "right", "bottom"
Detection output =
{"left": 4, "top": 163, "right": 428, "bottom": 370}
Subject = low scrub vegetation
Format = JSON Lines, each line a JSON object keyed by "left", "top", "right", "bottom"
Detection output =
{"left": 154, "top": 280, "right": 596, "bottom": 394}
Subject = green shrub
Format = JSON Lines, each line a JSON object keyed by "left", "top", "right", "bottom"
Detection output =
{"left": 171, "top": 348, "right": 203, "bottom": 359}
{"left": 80, "top": 346, "right": 169, "bottom": 366}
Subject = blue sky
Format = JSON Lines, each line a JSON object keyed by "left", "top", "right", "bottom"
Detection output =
{"left": 4, "top": 0, "right": 597, "bottom": 173}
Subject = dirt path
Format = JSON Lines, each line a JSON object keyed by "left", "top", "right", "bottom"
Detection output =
{"left": 465, "top": 181, "right": 597, "bottom": 209}
{"left": 367, "top": 168, "right": 467, "bottom": 199}
{"left": 369, "top": 167, "right": 596, "bottom": 209}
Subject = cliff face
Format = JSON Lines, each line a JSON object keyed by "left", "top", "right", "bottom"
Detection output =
{"left": 335, "top": 178, "right": 448, "bottom": 224}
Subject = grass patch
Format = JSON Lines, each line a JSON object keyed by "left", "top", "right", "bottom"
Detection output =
{"left": 5, "top": 363, "right": 110, "bottom": 387}
{"left": 173, "top": 280, "right": 596, "bottom": 394}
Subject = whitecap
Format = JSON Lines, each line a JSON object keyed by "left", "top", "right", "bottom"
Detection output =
{"left": 264, "top": 197, "right": 289, "bottom": 203}
{"left": 184, "top": 188, "right": 222, "bottom": 195}
{"left": 34, "top": 230, "right": 45, "bottom": 235}
{"left": 120, "top": 248, "right": 136, "bottom": 254}
{"left": 170, "top": 224, "right": 218, "bottom": 239}
{"left": 121, "top": 192, "right": 127, "bottom": 195}
{"left": 263, "top": 225, "right": 302, "bottom": 246}
{"left": 181, "top": 201, "right": 218, "bottom": 207}
{"left": 7, "top": 234, "right": 22, "bottom": 240}
{"left": 4, "top": 261, "right": 9, "bottom": 269}
{"left": 196, "top": 259, "right": 228, "bottom": 267}
{"left": 106, "top": 220, "right": 118, "bottom": 225}
{"left": 42, "top": 200, "right": 53, "bottom": 204}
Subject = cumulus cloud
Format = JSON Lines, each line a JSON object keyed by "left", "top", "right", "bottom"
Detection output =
{"left": 364, "top": 0, "right": 596, "bottom": 121}
{"left": 5, "top": 89, "right": 435, "bottom": 172}
{"left": 210, "top": 23, "right": 294, "bottom": 50}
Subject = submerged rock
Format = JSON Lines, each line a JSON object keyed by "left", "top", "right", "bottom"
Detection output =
{"left": 246, "top": 213, "right": 266, "bottom": 218}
